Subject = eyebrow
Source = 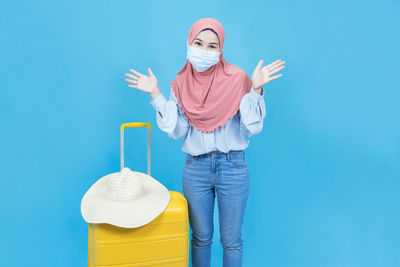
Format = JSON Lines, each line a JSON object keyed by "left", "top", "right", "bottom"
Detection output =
{"left": 194, "top": 38, "right": 219, "bottom": 46}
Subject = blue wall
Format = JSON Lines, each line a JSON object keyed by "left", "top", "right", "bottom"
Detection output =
{"left": 1, "top": 0, "right": 399, "bottom": 266}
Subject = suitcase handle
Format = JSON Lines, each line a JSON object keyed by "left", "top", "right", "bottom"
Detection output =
{"left": 120, "top": 122, "right": 151, "bottom": 175}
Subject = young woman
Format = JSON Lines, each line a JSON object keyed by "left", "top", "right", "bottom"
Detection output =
{"left": 125, "top": 17, "right": 285, "bottom": 267}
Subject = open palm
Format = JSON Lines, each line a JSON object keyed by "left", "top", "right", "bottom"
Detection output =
{"left": 124, "top": 67, "right": 158, "bottom": 94}
{"left": 251, "top": 59, "right": 285, "bottom": 90}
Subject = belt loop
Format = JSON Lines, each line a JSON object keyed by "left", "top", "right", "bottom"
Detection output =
{"left": 227, "top": 151, "right": 231, "bottom": 161}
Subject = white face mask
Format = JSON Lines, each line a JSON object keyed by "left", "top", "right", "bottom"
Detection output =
{"left": 187, "top": 44, "right": 221, "bottom": 72}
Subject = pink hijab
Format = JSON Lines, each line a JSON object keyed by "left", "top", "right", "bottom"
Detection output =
{"left": 170, "top": 17, "right": 253, "bottom": 133}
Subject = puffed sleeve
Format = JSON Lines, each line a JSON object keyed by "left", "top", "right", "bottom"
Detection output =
{"left": 239, "top": 86, "right": 266, "bottom": 137}
{"left": 149, "top": 87, "right": 190, "bottom": 139}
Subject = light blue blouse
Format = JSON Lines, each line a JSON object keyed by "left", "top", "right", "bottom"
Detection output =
{"left": 149, "top": 86, "right": 266, "bottom": 156}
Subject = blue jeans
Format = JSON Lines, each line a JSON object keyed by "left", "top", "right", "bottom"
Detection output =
{"left": 182, "top": 150, "right": 250, "bottom": 267}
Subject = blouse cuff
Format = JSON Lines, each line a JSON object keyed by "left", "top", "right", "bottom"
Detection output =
{"left": 248, "top": 86, "right": 264, "bottom": 102}
{"left": 149, "top": 93, "right": 167, "bottom": 110}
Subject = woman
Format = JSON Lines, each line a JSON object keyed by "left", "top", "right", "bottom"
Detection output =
{"left": 125, "top": 17, "right": 285, "bottom": 267}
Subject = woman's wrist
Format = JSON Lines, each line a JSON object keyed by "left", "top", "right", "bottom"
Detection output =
{"left": 254, "top": 87, "right": 263, "bottom": 95}
{"left": 150, "top": 87, "right": 161, "bottom": 99}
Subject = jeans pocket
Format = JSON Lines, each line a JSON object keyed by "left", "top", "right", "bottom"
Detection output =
{"left": 228, "top": 153, "right": 247, "bottom": 169}
{"left": 185, "top": 154, "right": 195, "bottom": 165}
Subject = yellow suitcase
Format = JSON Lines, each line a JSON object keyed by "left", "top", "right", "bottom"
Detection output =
{"left": 87, "top": 122, "right": 189, "bottom": 267}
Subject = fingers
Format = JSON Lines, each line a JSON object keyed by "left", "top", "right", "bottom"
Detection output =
{"left": 125, "top": 78, "right": 137, "bottom": 84}
{"left": 129, "top": 68, "right": 143, "bottom": 77}
{"left": 263, "top": 60, "right": 285, "bottom": 77}
{"left": 125, "top": 73, "right": 138, "bottom": 80}
{"left": 147, "top": 67, "right": 154, "bottom": 77}
{"left": 268, "top": 65, "right": 285, "bottom": 76}
{"left": 270, "top": 73, "right": 283, "bottom": 80}
{"left": 255, "top": 59, "right": 264, "bottom": 72}
{"left": 268, "top": 60, "right": 285, "bottom": 71}
{"left": 125, "top": 68, "right": 150, "bottom": 92}
{"left": 266, "top": 59, "right": 283, "bottom": 69}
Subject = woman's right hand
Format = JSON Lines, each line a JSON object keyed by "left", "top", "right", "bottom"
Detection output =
{"left": 125, "top": 67, "right": 161, "bottom": 99}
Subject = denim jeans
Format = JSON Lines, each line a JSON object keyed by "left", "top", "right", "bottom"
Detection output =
{"left": 182, "top": 149, "right": 250, "bottom": 267}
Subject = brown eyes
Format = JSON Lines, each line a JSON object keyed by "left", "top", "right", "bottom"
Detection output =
{"left": 195, "top": 42, "right": 217, "bottom": 49}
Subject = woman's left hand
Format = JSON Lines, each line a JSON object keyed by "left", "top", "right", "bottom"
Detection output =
{"left": 251, "top": 59, "right": 285, "bottom": 90}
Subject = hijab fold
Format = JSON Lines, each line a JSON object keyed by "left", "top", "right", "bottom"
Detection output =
{"left": 170, "top": 17, "right": 253, "bottom": 133}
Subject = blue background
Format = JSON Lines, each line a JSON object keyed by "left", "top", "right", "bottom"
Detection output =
{"left": 1, "top": 0, "right": 399, "bottom": 266}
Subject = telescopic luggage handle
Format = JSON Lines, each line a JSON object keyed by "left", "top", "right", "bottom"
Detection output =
{"left": 120, "top": 122, "right": 151, "bottom": 175}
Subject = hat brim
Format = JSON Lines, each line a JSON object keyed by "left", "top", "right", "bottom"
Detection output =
{"left": 81, "top": 171, "right": 170, "bottom": 228}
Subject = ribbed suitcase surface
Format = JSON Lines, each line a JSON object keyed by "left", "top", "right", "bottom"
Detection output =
{"left": 88, "top": 190, "right": 189, "bottom": 267}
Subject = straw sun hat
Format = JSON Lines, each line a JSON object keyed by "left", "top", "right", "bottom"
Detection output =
{"left": 81, "top": 167, "right": 170, "bottom": 228}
